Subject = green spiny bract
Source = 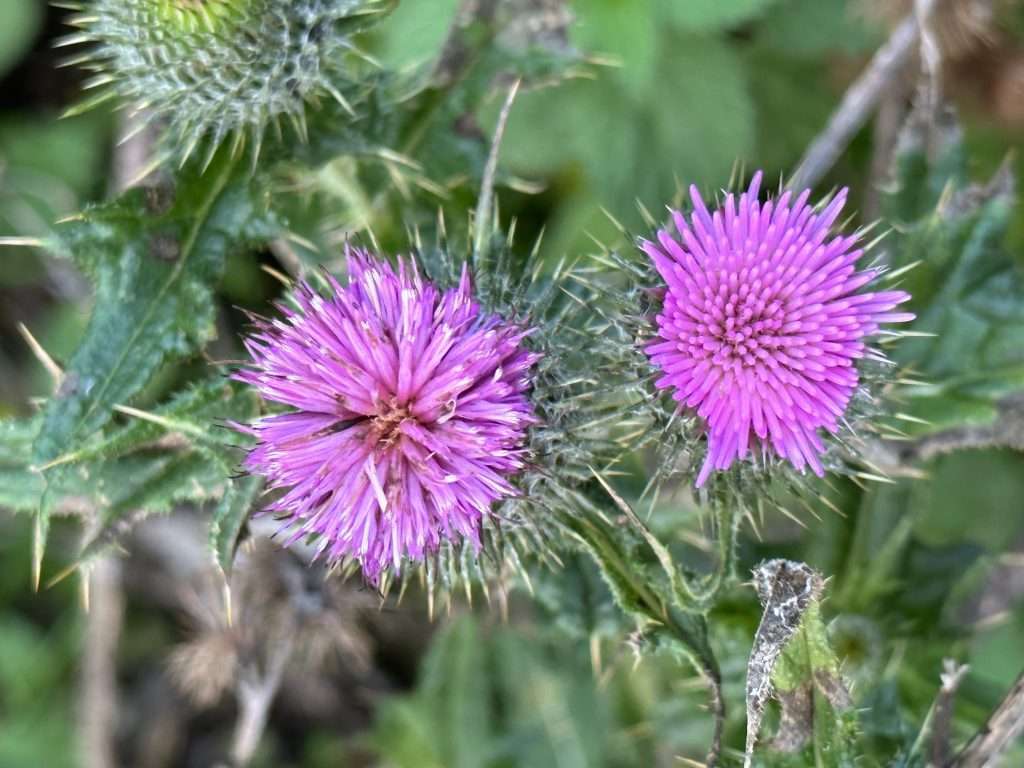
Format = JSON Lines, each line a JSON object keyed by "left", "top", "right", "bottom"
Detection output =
{"left": 62, "top": 0, "right": 392, "bottom": 165}
{"left": 587, "top": 190, "right": 915, "bottom": 517}
{"left": 373, "top": 225, "right": 638, "bottom": 600}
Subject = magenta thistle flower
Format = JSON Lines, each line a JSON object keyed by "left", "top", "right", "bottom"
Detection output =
{"left": 234, "top": 249, "right": 540, "bottom": 582}
{"left": 642, "top": 172, "right": 914, "bottom": 487}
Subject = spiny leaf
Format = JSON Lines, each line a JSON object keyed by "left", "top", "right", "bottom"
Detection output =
{"left": 29, "top": 150, "right": 276, "bottom": 569}
{"left": 556, "top": 492, "right": 658, "bottom": 621}
{"left": 38, "top": 379, "right": 258, "bottom": 471}
{"left": 589, "top": 466, "right": 706, "bottom": 612}
{"left": 0, "top": 417, "right": 44, "bottom": 514}
{"left": 33, "top": 151, "right": 272, "bottom": 466}
{"left": 885, "top": 115, "right": 1024, "bottom": 434}
{"left": 77, "top": 451, "right": 230, "bottom": 565}
{"left": 64, "top": 377, "right": 257, "bottom": 566}
{"left": 210, "top": 475, "right": 263, "bottom": 577}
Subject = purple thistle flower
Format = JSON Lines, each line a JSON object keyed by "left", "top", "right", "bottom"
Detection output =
{"left": 234, "top": 249, "right": 540, "bottom": 582}
{"left": 642, "top": 171, "right": 915, "bottom": 487}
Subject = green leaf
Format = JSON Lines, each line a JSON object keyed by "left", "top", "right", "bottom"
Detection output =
{"left": 69, "top": 378, "right": 258, "bottom": 563}
{"left": 775, "top": 605, "right": 860, "bottom": 768}
{"left": 385, "top": 617, "right": 493, "bottom": 768}
{"left": 370, "top": 616, "right": 617, "bottom": 768}
{"left": 369, "top": 0, "right": 462, "bottom": 69}
{"left": 756, "top": 0, "right": 879, "bottom": 57}
{"left": 658, "top": 0, "right": 779, "bottom": 32}
{"left": 0, "top": 417, "right": 43, "bottom": 513}
{"left": 210, "top": 475, "right": 263, "bottom": 576}
{"left": 0, "top": 416, "right": 39, "bottom": 464}
{"left": 77, "top": 450, "right": 229, "bottom": 563}
{"left": 39, "top": 378, "right": 258, "bottom": 471}
{"left": 556, "top": 488, "right": 719, "bottom": 693}
{"left": 28, "top": 150, "right": 275, "bottom": 564}
{"left": 887, "top": 151, "right": 1024, "bottom": 427}
{"left": 652, "top": 33, "right": 755, "bottom": 185}
{"left": 748, "top": 567, "right": 859, "bottom": 767}
{"left": 572, "top": 0, "right": 657, "bottom": 94}
{"left": 32, "top": 151, "right": 269, "bottom": 464}
{"left": 0, "top": 0, "right": 41, "bottom": 78}
{"left": 909, "top": 448, "right": 1024, "bottom": 552}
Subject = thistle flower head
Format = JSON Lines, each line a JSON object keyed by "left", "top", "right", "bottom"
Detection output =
{"left": 64, "top": 0, "right": 387, "bottom": 161}
{"left": 642, "top": 171, "right": 914, "bottom": 487}
{"left": 234, "top": 249, "right": 540, "bottom": 583}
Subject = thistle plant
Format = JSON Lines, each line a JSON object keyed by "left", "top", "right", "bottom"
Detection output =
{"left": 3, "top": 3, "right": 1024, "bottom": 768}
{"left": 61, "top": 0, "right": 390, "bottom": 164}
{"left": 234, "top": 249, "right": 542, "bottom": 583}
{"left": 641, "top": 171, "right": 914, "bottom": 487}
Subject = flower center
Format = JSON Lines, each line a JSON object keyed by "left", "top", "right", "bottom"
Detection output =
{"left": 369, "top": 397, "right": 412, "bottom": 449}
{"left": 692, "top": 276, "right": 786, "bottom": 372}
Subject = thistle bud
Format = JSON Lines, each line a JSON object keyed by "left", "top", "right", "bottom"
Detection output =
{"left": 62, "top": 0, "right": 390, "bottom": 162}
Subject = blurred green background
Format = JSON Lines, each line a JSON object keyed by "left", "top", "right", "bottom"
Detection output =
{"left": 2, "top": 0, "right": 1024, "bottom": 766}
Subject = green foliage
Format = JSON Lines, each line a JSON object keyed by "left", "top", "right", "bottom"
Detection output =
{"left": 23, "top": 150, "right": 274, "bottom": 571}
{"left": 0, "top": 0, "right": 41, "bottom": 78}
{"left": 371, "top": 617, "right": 617, "bottom": 768}
{"left": 0, "top": 614, "right": 76, "bottom": 768}
{"left": 6, "top": 377, "right": 260, "bottom": 572}
{"left": 885, "top": 120, "right": 1024, "bottom": 431}
{"left": 64, "top": 0, "right": 395, "bottom": 161}
{"left": 756, "top": 0, "right": 879, "bottom": 57}
{"left": 0, "top": 517, "right": 77, "bottom": 768}
{"left": 767, "top": 602, "right": 859, "bottom": 767}
{"left": 32, "top": 152, "right": 272, "bottom": 468}
{"left": 211, "top": 474, "right": 264, "bottom": 576}
{"left": 0, "top": 114, "right": 110, "bottom": 292}
{"left": 0, "top": 417, "right": 44, "bottom": 512}
{"left": 660, "top": 0, "right": 780, "bottom": 32}
{"left": 2, "top": 2, "right": 1024, "bottom": 767}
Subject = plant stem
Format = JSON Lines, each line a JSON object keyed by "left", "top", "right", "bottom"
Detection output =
{"left": 560, "top": 498, "right": 725, "bottom": 766}
{"left": 230, "top": 635, "right": 295, "bottom": 767}
{"left": 80, "top": 557, "right": 123, "bottom": 768}
{"left": 789, "top": 1, "right": 935, "bottom": 190}
{"left": 954, "top": 669, "right": 1024, "bottom": 768}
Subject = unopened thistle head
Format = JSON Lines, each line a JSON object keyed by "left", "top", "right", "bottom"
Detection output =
{"left": 642, "top": 171, "right": 914, "bottom": 487}
{"left": 234, "top": 249, "right": 540, "bottom": 583}
{"left": 62, "top": 0, "right": 388, "bottom": 161}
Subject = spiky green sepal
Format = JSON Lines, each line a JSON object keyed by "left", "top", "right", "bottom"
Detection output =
{"left": 61, "top": 0, "right": 393, "bottom": 166}
{"left": 587, "top": 194, "right": 915, "bottom": 515}
{"left": 367, "top": 223, "right": 639, "bottom": 602}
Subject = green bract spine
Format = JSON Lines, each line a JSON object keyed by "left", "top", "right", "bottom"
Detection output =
{"left": 62, "top": 0, "right": 389, "bottom": 163}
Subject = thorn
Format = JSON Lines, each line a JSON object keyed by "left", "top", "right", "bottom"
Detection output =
{"left": 32, "top": 516, "right": 45, "bottom": 592}
{"left": 259, "top": 264, "right": 294, "bottom": 286}
{"left": 774, "top": 504, "right": 808, "bottom": 530}
{"left": 321, "top": 80, "right": 355, "bottom": 116}
{"left": 18, "top": 323, "right": 64, "bottom": 391}
{"left": 80, "top": 568, "right": 90, "bottom": 612}
{"left": 590, "top": 632, "right": 602, "bottom": 677}
{"left": 222, "top": 578, "right": 234, "bottom": 627}
{"left": 125, "top": 152, "right": 166, "bottom": 188}
{"left": 675, "top": 756, "right": 708, "bottom": 767}
{"left": 33, "top": 452, "right": 83, "bottom": 473}
{"left": 113, "top": 403, "right": 210, "bottom": 442}
{"left": 46, "top": 560, "right": 80, "bottom": 589}
{"left": 0, "top": 236, "right": 46, "bottom": 248}
{"left": 473, "top": 78, "right": 521, "bottom": 262}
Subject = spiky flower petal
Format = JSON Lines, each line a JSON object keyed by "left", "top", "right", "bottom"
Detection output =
{"left": 642, "top": 172, "right": 914, "bottom": 486}
{"left": 235, "top": 249, "right": 540, "bottom": 582}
